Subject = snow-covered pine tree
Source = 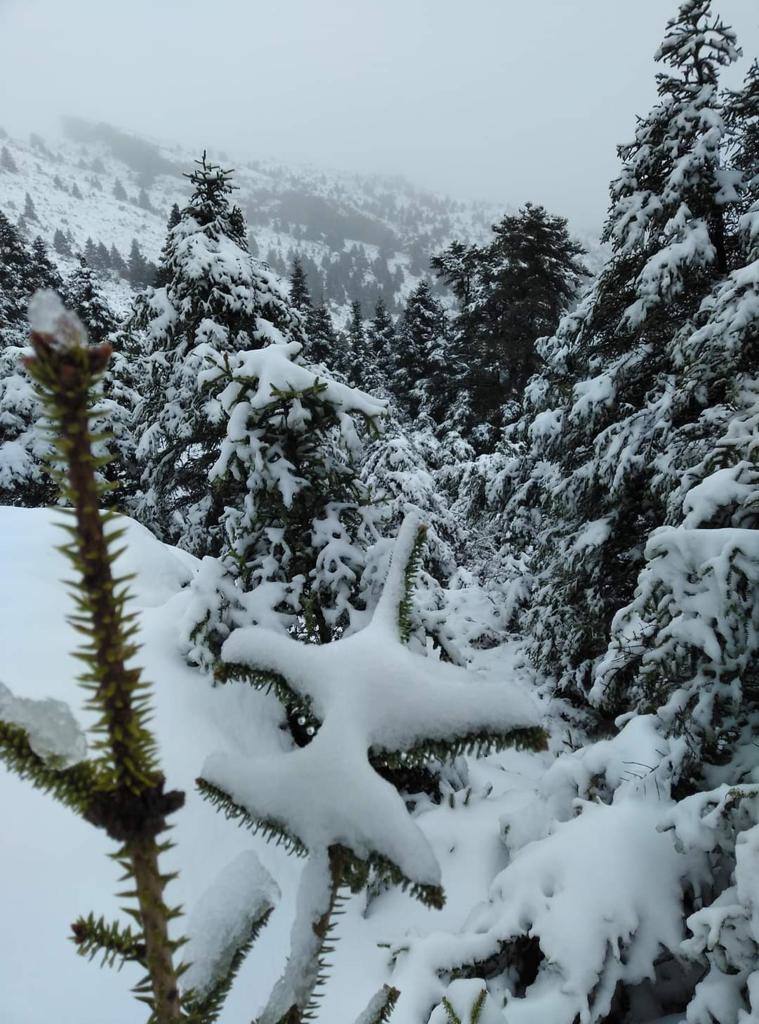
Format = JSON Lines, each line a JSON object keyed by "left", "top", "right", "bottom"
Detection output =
{"left": 347, "top": 299, "right": 367, "bottom": 385}
{"left": 62, "top": 258, "right": 118, "bottom": 345}
{"left": 132, "top": 152, "right": 305, "bottom": 556}
{"left": 289, "top": 254, "right": 312, "bottom": 312}
{"left": 365, "top": 296, "right": 396, "bottom": 393}
{"left": 0, "top": 209, "right": 31, "bottom": 334}
{"left": 304, "top": 299, "right": 344, "bottom": 369}
{"left": 182, "top": 340, "right": 386, "bottom": 668}
{"left": 396, "top": 278, "right": 454, "bottom": 423}
{"left": 0, "top": 145, "right": 18, "bottom": 173}
{"left": 54, "top": 231, "right": 73, "bottom": 259}
{"left": 505, "top": 0, "right": 745, "bottom": 696}
{"left": 432, "top": 205, "right": 586, "bottom": 445}
{"left": 195, "top": 513, "right": 545, "bottom": 1023}
{"left": 0, "top": 215, "right": 55, "bottom": 505}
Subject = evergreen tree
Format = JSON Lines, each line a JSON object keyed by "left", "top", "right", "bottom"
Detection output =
{"left": 96, "top": 241, "right": 111, "bottom": 272}
{"left": 53, "top": 229, "right": 72, "bottom": 257}
{"left": 113, "top": 178, "right": 127, "bottom": 201}
{"left": 0, "top": 218, "right": 54, "bottom": 506}
{"left": 726, "top": 57, "right": 759, "bottom": 223}
{"left": 433, "top": 205, "right": 586, "bottom": 441}
{"left": 347, "top": 299, "right": 367, "bottom": 384}
{"left": 28, "top": 237, "right": 62, "bottom": 294}
{"left": 304, "top": 300, "right": 342, "bottom": 367}
{"left": 108, "top": 244, "right": 128, "bottom": 278}
{"left": 0, "top": 145, "right": 18, "bottom": 173}
{"left": 0, "top": 210, "right": 32, "bottom": 333}
{"left": 127, "top": 238, "right": 151, "bottom": 288}
{"left": 84, "top": 237, "right": 99, "bottom": 268}
{"left": 23, "top": 193, "right": 38, "bottom": 222}
{"left": 71, "top": 182, "right": 83, "bottom": 200}
{"left": 502, "top": 0, "right": 745, "bottom": 697}
{"left": 359, "top": 297, "right": 395, "bottom": 393}
{"left": 189, "top": 514, "right": 544, "bottom": 1022}
{"left": 62, "top": 258, "right": 118, "bottom": 345}
{"left": 184, "top": 342, "right": 386, "bottom": 662}
{"left": 289, "top": 254, "right": 312, "bottom": 311}
{"left": 131, "top": 153, "right": 305, "bottom": 555}
{"left": 396, "top": 279, "right": 451, "bottom": 421}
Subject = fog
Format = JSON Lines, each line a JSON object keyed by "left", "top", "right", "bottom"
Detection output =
{"left": 1, "top": 0, "right": 757, "bottom": 231}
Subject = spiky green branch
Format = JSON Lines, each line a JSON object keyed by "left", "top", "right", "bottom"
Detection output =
{"left": 19, "top": 300, "right": 185, "bottom": 1021}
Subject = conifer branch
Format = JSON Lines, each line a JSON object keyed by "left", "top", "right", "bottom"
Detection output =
{"left": 353, "top": 985, "right": 400, "bottom": 1024}
{"left": 196, "top": 777, "right": 308, "bottom": 857}
{"left": 0, "top": 719, "right": 98, "bottom": 814}
{"left": 376, "top": 725, "right": 548, "bottom": 768}
{"left": 183, "top": 907, "right": 273, "bottom": 1024}
{"left": 398, "top": 525, "right": 427, "bottom": 644}
{"left": 22, "top": 295, "right": 186, "bottom": 1022}
{"left": 71, "top": 912, "right": 147, "bottom": 968}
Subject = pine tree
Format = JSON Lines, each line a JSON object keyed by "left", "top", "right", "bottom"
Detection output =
{"left": 109, "top": 244, "right": 128, "bottom": 278}
{"left": 502, "top": 0, "right": 745, "bottom": 697}
{"left": 84, "top": 237, "right": 99, "bottom": 268}
{"left": 0, "top": 145, "right": 18, "bottom": 173}
{"left": 113, "top": 178, "right": 127, "bottom": 201}
{"left": 96, "top": 241, "right": 111, "bottom": 272}
{"left": 53, "top": 228, "right": 72, "bottom": 257}
{"left": 28, "top": 237, "right": 62, "bottom": 294}
{"left": 304, "top": 300, "right": 341, "bottom": 366}
{"left": 347, "top": 299, "right": 367, "bottom": 384}
{"left": 71, "top": 182, "right": 83, "bottom": 200}
{"left": 183, "top": 341, "right": 386, "bottom": 665}
{"left": 356, "top": 297, "right": 395, "bottom": 394}
{"left": 289, "top": 254, "right": 312, "bottom": 311}
{"left": 396, "top": 279, "right": 451, "bottom": 421}
{"left": 127, "top": 238, "right": 150, "bottom": 289}
{"left": 433, "top": 205, "right": 586, "bottom": 441}
{"left": 63, "top": 258, "right": 118, "bottom": 345}
{"left": 0, "top": 210, "right": 32, "bottom": 334}
{"left": 131, "top": 153, "right": 305, "bottom": 555}
{"left": 23, "top": 192, "right": 38, "bottom": 222}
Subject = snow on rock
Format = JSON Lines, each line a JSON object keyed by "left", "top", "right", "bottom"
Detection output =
{"left": 183, "top": 850, "right": 280, "bottom": 999}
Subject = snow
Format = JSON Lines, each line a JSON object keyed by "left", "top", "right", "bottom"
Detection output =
{"left": 0, "top": 505, "right": 550, "bottom": 1024}
{"left": 207, "top": 515, "right": 543, "bottom": 889}
{"left": 27, "top": 288, "right": 79, "bottom": 341}
{"left": 0, "top": 680, "right": 86, "bottom": 768}
{"left": 183, "top": 850, "right": 280, "bottom": 999}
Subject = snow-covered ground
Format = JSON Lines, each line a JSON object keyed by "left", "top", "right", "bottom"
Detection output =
{"left": 0, "top": 505, "right": 555, "bottom": 1024}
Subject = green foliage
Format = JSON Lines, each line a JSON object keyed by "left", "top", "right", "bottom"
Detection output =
{"left": 0, "top": 719, "right": 97, "bottom": 814}
{"left": 196, "top": 778, "right": 308, "bottom": 857}
{"left": 398, "top": 524, "right": 427, "bottom": 644}
{"left": 9, "top": 300, "right": 187, "bottom": 1021}
{"left": 71, "top": 912, "right": 147, "bottom": 969}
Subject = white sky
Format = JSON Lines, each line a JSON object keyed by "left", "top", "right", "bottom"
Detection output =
{"left": 1, "top": 0, "right": 757, "bottom": 232}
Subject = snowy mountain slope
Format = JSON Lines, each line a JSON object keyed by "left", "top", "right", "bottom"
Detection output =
{"left": 0, "top": 506, "right": 553, "bottom": 1024}
{"left": 0, "top": 120, "right": 496, "bottom": 321}
{"left": 0, "top": 119, "right": 605, "bottom": 324}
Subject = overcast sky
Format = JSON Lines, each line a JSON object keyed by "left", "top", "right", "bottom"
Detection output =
{"left": 1, "top": 0, "right": 757, "bottom": 232}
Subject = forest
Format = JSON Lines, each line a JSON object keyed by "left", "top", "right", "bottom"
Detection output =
{"left": 0, "top": 2, "right": 758, "bottom": 1023}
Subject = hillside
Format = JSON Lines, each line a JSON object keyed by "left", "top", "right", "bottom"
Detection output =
{"left": 0, "top": 118, "right": 513, "bottom": 322}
